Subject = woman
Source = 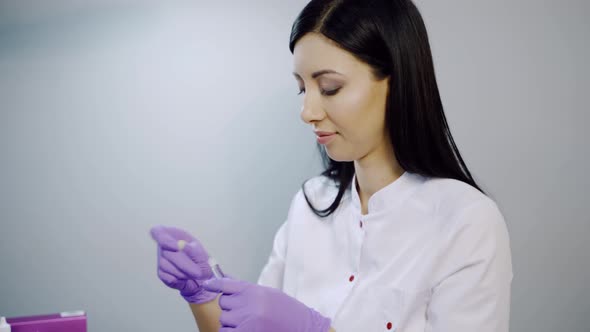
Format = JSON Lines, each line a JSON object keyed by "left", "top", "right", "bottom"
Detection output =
{"left": 150, "top": 0, "right": 513, "bottom": 331}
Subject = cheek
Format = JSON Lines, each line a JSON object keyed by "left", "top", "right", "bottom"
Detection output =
{"left": 329, "top": 89, "right": 379, "bottom": 139}
{"left": 326, "top": 89, "right": 359, "bottom": 123}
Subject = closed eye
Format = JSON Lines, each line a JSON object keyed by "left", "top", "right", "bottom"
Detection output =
{"left": 297, "top": 88, "right": 340, "bottom": 96}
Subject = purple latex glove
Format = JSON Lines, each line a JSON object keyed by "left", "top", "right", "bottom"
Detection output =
{"left": 150, "top": 225, "right": 217, "bottom": 304}
{"left": 202, "top": 278, "right": 332, "bottom": 332}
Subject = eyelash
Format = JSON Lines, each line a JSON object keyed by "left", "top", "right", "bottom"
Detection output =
{"left": 297, "top": 88, "right": 340, "bottom": 96}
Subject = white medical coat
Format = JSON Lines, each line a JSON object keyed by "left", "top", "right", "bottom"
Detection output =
{"left": 257, "top": 171, "right": 513, "bottom": 332}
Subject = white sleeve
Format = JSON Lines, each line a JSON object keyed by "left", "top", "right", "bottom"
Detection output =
{"left": 256, "top": 219, "right": 289, "bottom": 290}
{"left": 426, "top": 198, "right": 514, "bottom": 332}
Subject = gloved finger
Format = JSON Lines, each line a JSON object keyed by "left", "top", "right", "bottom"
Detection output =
{"left": 165, "top": 226, "right": 196, "bottom": 242}
{"left": 150, "top": 226, "right": 180, "bottom": 251}
{"left": 152, "top": 225, "right": 196, "bottom": 243}
{"left": 158, "top": 269, "right": 183, "bottom": 289}
{"left": 218, "top": 293, "right": 243, "bottom": 311}
{"left": 161, "top": 249, "right": 212, "bottom": 279}
{"left": 219, "top": 306, "right": 248, "bottom": 328}
{"left": 179, "top": 279, "right": 201, "bottom": 297}
{"left": 202, "top": 278, "right": 248, "bottom": 295}
{"left": 182, "top": 240, "right": 209, "bottom": 262}
{"left": 156, "top": 246, "right": 185, "bottom": 278}
{"left": 219, "top": 327, "right": 237, "bottom": 332}
{"left": 159, "top": 255, "right": 187, "bottom": 280}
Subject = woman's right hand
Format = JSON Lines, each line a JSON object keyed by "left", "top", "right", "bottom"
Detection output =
{"left": 150, "top": 225, "right": 218, "bottom": 304}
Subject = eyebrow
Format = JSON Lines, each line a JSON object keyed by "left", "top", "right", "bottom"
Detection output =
{"left": 292, "top": 69, "right": 344, "bottom": 79}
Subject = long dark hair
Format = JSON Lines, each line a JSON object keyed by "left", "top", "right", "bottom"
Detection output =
{"left": 290, "top": 0, "right": 486, "bottom": 218}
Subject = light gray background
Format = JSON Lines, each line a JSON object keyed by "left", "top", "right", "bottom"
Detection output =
{"left": 0, "top": 1, "right": 588, "bottom": 331}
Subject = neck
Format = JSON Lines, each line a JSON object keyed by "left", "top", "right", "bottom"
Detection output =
{"left": 353, "top": 140, "right": 404, "bottom": 214}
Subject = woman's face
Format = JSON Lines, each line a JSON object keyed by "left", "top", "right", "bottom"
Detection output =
{"left": 293, "top": 32, "right": 391, "bottom": 162}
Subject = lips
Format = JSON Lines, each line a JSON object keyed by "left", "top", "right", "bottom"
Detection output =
{"left": 314, "top": 131, "right": 337, "bottom": 137}
{"left": 316, "top": 133, "right": 336, "bottom": 145}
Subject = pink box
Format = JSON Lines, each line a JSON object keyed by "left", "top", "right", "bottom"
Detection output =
{"left": 6, "top": 311, "right": 87, "bottom": 332}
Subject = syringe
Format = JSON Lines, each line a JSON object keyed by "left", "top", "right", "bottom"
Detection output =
{"left": 208, "top": 257, "right": 226, "bottom": 279}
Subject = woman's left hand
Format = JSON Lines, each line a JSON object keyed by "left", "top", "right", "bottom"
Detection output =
{"left": 202, "top": 277, "right": 332, "bottom": 332}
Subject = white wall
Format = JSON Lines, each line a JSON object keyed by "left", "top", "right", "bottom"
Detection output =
{"left": 0, "top": 1, "right": 588, "bottom": 331}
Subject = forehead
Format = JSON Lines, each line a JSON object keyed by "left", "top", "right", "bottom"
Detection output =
{"left": 293, "top": 33, "right": 365, "bottom": 78}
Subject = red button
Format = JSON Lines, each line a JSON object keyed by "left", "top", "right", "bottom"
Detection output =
{"left": 349, "top": 275, "right": 355, "bottom": 282}
{"left": 386, "top": 322, "right": 393, "bottom": 330}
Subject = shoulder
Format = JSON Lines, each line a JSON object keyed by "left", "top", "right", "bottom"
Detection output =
{"left": 415, "top": 175, "right": 488, "bottom": 209}
{"left": 410, "top": 174, "right": 512, "bottom": 275}
{"left": 408, "top": 174, "right": 507, "bottom": 234}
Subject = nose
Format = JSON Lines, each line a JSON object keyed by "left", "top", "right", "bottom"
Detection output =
{"left": 300, "top": 95, "right": 325, "bottom": 124}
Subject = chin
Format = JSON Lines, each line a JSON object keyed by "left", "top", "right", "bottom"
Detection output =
{"left": 324, "top": 147, "right": 355, "bottom": 162}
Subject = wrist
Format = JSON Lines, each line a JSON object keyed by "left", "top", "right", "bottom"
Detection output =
{"left": 180, "top": 280, "right": 218, "bottom": 304}
{"left": 182, "top": 287, "right": 218, "bottom": 304}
